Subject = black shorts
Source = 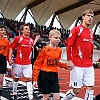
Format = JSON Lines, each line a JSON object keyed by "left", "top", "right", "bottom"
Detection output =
{"left": 0, "top": 54, "right": 7, "bottom": 74}
{"left": 38, "top": 70, "right": 59, "bottom": 94}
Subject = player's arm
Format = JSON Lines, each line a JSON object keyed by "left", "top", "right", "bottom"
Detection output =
{"left": 32, "top": 48, "right": 46, "bottom": 87}
{"left": 58, "top": 50, "right": 72, "bottom": 70}
{"left": 66, "top": 27, "right": 78, "bottom": 69}
{"left": 6, "top": 40, "right": 10, "bottom": 60}
{"left": 9, "top": 48, "right": 14, "bottom": 66}
{"left": 58, "top": 61, "right": 67, "bottom": 68}
{"left": 66, "top": 44, "right": 74, "bottom": 69}
{"left": 8, "top": 37, "right": 18, "bottom": 65}
{"left": 57, "top": 51, "right": 67, "bottom": 69}
{"left": 34, "top": 35, "right": 40, "bottom": 45}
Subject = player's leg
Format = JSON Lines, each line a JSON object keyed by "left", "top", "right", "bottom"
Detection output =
{"left": 13, "top": 64, "right": 22, "bottom": 99}
{"left": 83, "top": 67, "right": 94, "bottom": 100}
{"left": 42, "top": 94, "right": 49, "bottom": 100}
{"left": 40, "top": 71, "right": 51, "bottom": 100}
{"left": 0, "top": 55, "right": 7, "bottom": 98}
{"left": 51, "top": 72, "right": 60, "bottom": 100}
{"left": 0, "top": 74, "right": 4, "bottom": 98}
{"left": 53, "top": 93, "right": 60, "bottom": 100}
{"left": 23, "top": 64, "right": 33, "bottom": 100}
{"left": 61, "top": 66, "right": 83, "bottom": 100}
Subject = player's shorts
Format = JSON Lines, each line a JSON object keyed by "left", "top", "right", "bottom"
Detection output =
{"left": 70, "top": 66, "right": 94, "bottom": 88}
{"left": 38, "top": 70, "right": 59, "bottom": 94}
{"left": 13, "top": 64, "right": 32, "bottom": 78}
{"left": 0, "top": 54, "right": 7, "bottom": 74}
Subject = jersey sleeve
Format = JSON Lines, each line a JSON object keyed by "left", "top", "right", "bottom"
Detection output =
{"left": 6, "top": 40, "right": 10, "bottom": 59}
{"left": 66, "top": 44, "right": 72, "bottom": 60}
{"left": 10, "top": 37, "right": 19, "bottom": 50}
{"left": 32, "top": 47, "right": 46, "bottom": 82}
{"left": 66, "top": 27, "right": 79, "bottom": 46}
{"left": 58, "top": 61, "right": 67, "bottom": 68}
{"left": 58, "top": 49, "right": 67, "bottom": 68}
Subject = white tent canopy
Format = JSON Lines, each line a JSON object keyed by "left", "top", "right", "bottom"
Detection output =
{"left": 0, "top": 0, "right": 100, "bottom": 29}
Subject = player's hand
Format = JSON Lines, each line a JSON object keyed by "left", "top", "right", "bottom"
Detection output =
{"left": 9, "top": 59, "right": 14, "bottom": 66}
{"left": 35, "top": 35, "right": 40, "bottom": 41}
{"left": 33, "top": 82, "right": 38, "bottom": 88}
{"left": 67, "top": 60, "right": 74, "bottom": 70}
{"left": 6, "top": 68, "right": 12, "bottom": 72}
{"left": 67, "top": 66, "right": 74, "bottom": 70}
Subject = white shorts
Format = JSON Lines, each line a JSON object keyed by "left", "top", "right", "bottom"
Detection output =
{"left": 70, "top": 66, "right": 94, "bottom": 88}
{"left": 13, "top": 64, "right": 32, "bottom": 78}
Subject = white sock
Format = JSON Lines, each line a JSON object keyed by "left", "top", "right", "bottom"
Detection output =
{"left": 61, "top": 89, "right": 76, "bottom": 100}
{"left": 84, "top": 89, "right": 94, "bottom": 100}
{"left": 13, "top": 81, "right": 18, "bottom": 95}
{"left": 26, "top": 81, "right": 33, "bottom": 100}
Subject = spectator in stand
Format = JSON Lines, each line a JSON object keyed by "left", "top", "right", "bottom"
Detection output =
{"left": 31, "top": 32, "right": 44, "bottom": 67}
{"left": 62, "top": 9, "right": 94, "bottom": 100}
{"left": 0, "top": 25, "right": 9, "bottom": 99}
{"left": 9, "top": 24, "right": 39, "bottom": 100}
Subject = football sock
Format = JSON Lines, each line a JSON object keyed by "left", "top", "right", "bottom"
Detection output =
{"left": 26, "top": 81, "right": 33, "bottom": 100}
{"left": 84, "top": 89, "right": 94, "bottom": 100}
{"left": 13, "top": 81, "right": 18, "bottom": 95}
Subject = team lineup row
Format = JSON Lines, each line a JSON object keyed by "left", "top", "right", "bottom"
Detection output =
{"left": 0, "top": 9, "right": 99, "bottom": 100}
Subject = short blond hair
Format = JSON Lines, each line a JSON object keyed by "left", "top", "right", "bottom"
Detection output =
{"left": 82, "top": 9, "right": 94, "bottom": 16}
{"left": 49, "top": 29, "right": 61, "bottom": 37}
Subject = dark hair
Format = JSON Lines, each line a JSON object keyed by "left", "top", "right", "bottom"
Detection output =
{"left": 0, "top": 24, "right": 6, "bottom": 29}
{"left": 20, "top": 24, "right": 30, "bottom": 31}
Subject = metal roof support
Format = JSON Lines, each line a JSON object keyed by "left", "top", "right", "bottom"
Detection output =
{"left": 74, "top": 16, "right": 82, "bottom": 26}
{"left": 19, "top": 7, "right": 28, "bottom": 23}
{"left": 94, "top": 21, "right": 100, "bottom": 36}
{"left": 49, "top": 14, "right": 56, "bottom": 28}
{"left": 27, "top": 10, "right": 38, "bottom": 26}
{"left": 94, "top": 10, "right": 100, "bottom": 16}
{"left": 55, "top": 0, "right": 94, "bottom": 15}
{"left": 75, "top": 19, "right": 80, "bottom": 26}
{"left": 27, "top": 0, "right": 47, "bottom": 9}
{"left": 0, "top": 10, "right": 4, "bottom": 18}
{"left": 55, "top": 16, "right": 64, "bottom": 29}
{"left": 22, "top": 8, "right": 28, "bottom": 23}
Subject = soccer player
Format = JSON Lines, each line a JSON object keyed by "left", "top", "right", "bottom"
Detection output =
{"left": 9, "top": 24, "right": 38, "bottom": 100}
{"left": 0, "top": 25, "right": 9, "bottom": 99}
{"left": 33, "top": 29, "right": 72, "bottom": 100}
{"left": 62, "top": 9, "right": 94, "bottom": 100}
